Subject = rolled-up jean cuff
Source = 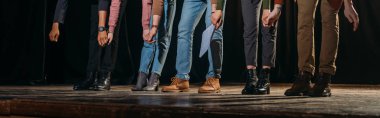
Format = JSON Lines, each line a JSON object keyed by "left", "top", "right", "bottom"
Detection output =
{"left": 138, "top": 69, "right": 149, "bottom": 75}
{"left": 175, "top": 74, "right": 190, "bottom": 80}
{"left": 151, "top": 71, "right": 162, "bottom": 76}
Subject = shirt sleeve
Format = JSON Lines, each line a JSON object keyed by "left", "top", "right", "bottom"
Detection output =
{"left": 152, "top": 0, "right": 164, "bottom": 16}
{"left": 263, "top": 0, "right": 283, "bottom": 10}
{"left": 53, "top": 0, "right": 68, "bottom": 24}
{"left": 211, "top": 0, "right": 225, "bottom": 10}
{"left": 108, "top": 0, "right": 121, "bottom": 33}
{"left": 142, "top": 0, "right": 153, "bottom": 30}
{"left": 274, "top": 0, "right": 284, "bottom": 5}
{"left": 98, "top": 0, "right": 110, "bottom": 11}
{"left": 262, "top": 0, "right": 271, "bottom": 9}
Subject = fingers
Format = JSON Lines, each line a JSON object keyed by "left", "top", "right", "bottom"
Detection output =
{"left": 347, "top": 15, "right": 354, "bottom": 23}
{"left": 53, "top": 34, "right": 59, "bottom": 42}
{"left": 49, "top": 32, "right": 58, "bottom": 42}
{"left": 143, "top": 34, "right": 150, "bottom": 42}
{"left": 107, "top": 37, "right": 113, "bottom": 45}
{"left": 353, "top": 15, "right": 359, "bottom": 31}
{"left": 49, "top": 33, "right": 54, "bottom": 41}
{"left": 97, "top": 37, "right": 102, "bottom": 46}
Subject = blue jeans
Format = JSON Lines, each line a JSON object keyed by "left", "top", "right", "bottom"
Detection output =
{"left": 139, "top": 0, "right": 176, "bottom": 76}
{"left": 175, "top": 0, "right": 226, "bottom": 80}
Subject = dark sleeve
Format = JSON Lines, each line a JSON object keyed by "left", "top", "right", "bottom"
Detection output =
{"left": 217, "top": 0, "right": 225, "bottom": 10}
{"left": 99, "top": 0, "right": 110, "bottom": 11}
{"left": 53, "top": 0, "right": 68, "bottom": 24}
{"left": 211, "top": 0, "right": 225, "bottom": 10}
{"left": 262, "top": 0, "right": 271, "bottom": 9}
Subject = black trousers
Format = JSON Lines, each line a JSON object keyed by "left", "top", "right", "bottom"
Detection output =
{"left": 87, "top": 4, "right": 123, "bottom": 73}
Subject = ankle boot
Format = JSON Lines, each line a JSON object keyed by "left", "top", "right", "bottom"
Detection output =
{"left": 242, "top": 69, "right": 259, "bottom": 94}
{"left": 94, "top": 71, "right": 111, "bottom": 91}
{"left": 309, "top": 73, "right": 332, "bottom": 97}
{"left": 198, "top": 77, "right": 221, "bottom": 93}
{"left": 161, "top": 77, "right": 190, "bottom": 92}
{"left": 143, "top": 73, "right": 160, "bottom": 91}
{"left": 284, "top": 71, "right": 313, "bottom": 96}
{"left": 73, "top": 72, "right": 97, "bottom": 90}
{"left": 256, "top": 68, "right": 271, "bottom": 94}
{"left": 131, "top": 72, "right": 148, "bottom": 91}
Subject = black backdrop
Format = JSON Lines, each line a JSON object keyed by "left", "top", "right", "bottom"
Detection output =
{"left": 1, "top": 0, "right": 379, "bottom": 85}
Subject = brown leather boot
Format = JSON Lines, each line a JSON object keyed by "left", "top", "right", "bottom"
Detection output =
{"left": 309, "top": 73, "right": 332, "bottom": 97}
{"left": 284, "top": 71, "right": 313, "bottom": 96}
{"left": 161, "top": 77, "right": 190, "bottom": 92}
{"left": 198, "top": 77, "right": 221, "bottom": 93}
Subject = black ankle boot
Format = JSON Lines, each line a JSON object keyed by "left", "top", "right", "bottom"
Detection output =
{"left": 242, "top": 69, "right": 259, "bottom": 94}
{"left": 143, "top": 73, "right": 160, "bottom": 91}
{"left": 284, "top": 71, "right": 313, "bottom": 96}
{"left": 94, "top": 71, "right": 111, "bottom": 91}
{"left": 256, "top": 68, "right": 271, "bottom": 94}
{"left": 131, "top": 72, "right": 148, "bottom": 91}
{"left": 73, "top": 72, "right": 97, "bottom": 90}
{"left": 309, "top": 73, "right": 332, "bottom": 97}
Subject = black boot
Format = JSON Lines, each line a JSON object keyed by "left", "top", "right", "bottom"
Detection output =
{"left": 131, "top": 72, "right": 148, "bottom": 91}
{"left": 73, "top": 72, "right": 97, "bottom": 90}
{"left": 143, "top": 73, "right": 160, "bottom": 91}
{"left": 94, "top": 71, "right": 111, "bottom": 91}
{"left": 284, "top": 71, "right": 313, "bottom": 96}
{"left": 309, "top": 73, "right": 332, "bottom": 97}
{"left": 242, "top": 69, "right": 259, "bottom": 94}
{"left": 256, "top": 68, "right": 271, "bottom": 94}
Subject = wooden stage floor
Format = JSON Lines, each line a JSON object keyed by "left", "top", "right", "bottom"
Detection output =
{"left": 0, "top": 83, "right": 379, "bottom": 118}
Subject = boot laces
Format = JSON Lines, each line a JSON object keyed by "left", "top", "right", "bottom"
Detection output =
{"left": 170, "top": 77, "right": 180, "bottom": 85}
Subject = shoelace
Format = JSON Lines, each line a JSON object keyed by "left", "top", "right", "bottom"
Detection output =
{"left": 170, "top": 77, "right": 180, "bottom": 85}
{"left": 204, "top": 79, "right": 215, "bottom": 88}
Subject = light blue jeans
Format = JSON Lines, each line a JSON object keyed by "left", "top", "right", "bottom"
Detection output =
{"left": 139, "top": 0, "right": 176, "bottom": 76}
{"left": 175, "top": 0, "right": 226, "bottom": 80}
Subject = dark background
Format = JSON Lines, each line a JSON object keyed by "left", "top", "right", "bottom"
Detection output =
{"left": 0, "top": 0, "right": 379, "bottom": 85}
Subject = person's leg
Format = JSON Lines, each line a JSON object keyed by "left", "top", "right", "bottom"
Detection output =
{"left": 257, "top": 22, "right": 278, "bottom": 94}
{"left": 240, "top": 0, "right": 262, "bottom": 95}
{"left": 198, "top": 0, "right": 227, "bottom": 93}
{"left": 74, "top": 5, "right": 101, "bottom": 90}
{"left": 310, "top": 0, "right": 342, "bottom": 97}
{"left": 132, "top": 15, "right": 156, "bottom": 91}
{"left": 285, "top": 0, "right": 318, "bottom": 96}
{"left": 162, "top": 0, "right": 206, "bottom": 92}
{"left": 145, "top": 0, "right": 177, "bottom": 91}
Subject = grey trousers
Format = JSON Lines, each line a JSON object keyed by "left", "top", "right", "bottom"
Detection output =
{"left": 241, "top": 0, "right": 277, "bottom": 67}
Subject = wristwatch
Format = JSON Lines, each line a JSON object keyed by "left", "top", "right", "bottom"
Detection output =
{"left": 98, "top": 26, "right": 107, "bottom": 32}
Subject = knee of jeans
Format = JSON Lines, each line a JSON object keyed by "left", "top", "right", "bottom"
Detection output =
{"left": 178, "top": 28, "right": 193, "bottom": 38}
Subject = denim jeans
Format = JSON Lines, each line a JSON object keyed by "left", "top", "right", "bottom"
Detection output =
{"left": 138, "top": 0, "right": 176, "bottom": 76}
{"left": 175, "top": 0, "right": 226, "bottom": 80}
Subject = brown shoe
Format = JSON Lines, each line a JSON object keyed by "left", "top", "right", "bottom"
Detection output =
{"left": 198, "top": 77, "right": 221, "bottom": 93}
{"left": 309, "top": 73, "right": 332, "bottom": 97}
{"left": 161, "top": 77, "right": 190, "bottom": 92}
{"left": 284, "top": 71, "right": 313, "bottom": 96}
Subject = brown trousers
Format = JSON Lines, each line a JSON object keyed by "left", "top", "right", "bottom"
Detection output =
{"left": 297, "top": 0, "right": 343, "bottom": 75}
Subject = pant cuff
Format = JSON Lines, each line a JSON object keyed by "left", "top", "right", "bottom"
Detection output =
{"left": 299, "top": 66, "right": 315, "bottom": 75}
{"left": 319, "top": 68, "right": 336, "bottom": 75}
{"left": 175, "top": 74, "right": 190, "bottom": 80}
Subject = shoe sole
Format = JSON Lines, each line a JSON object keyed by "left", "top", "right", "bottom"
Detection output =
{"left": 162, "top": 89, "right": 190, "bottom": 92}
{"left": 198, "top": 89, "right": 221, "bottom": 93}
{"left": 284, "top": 91, "right": 309, "bottom": 96}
